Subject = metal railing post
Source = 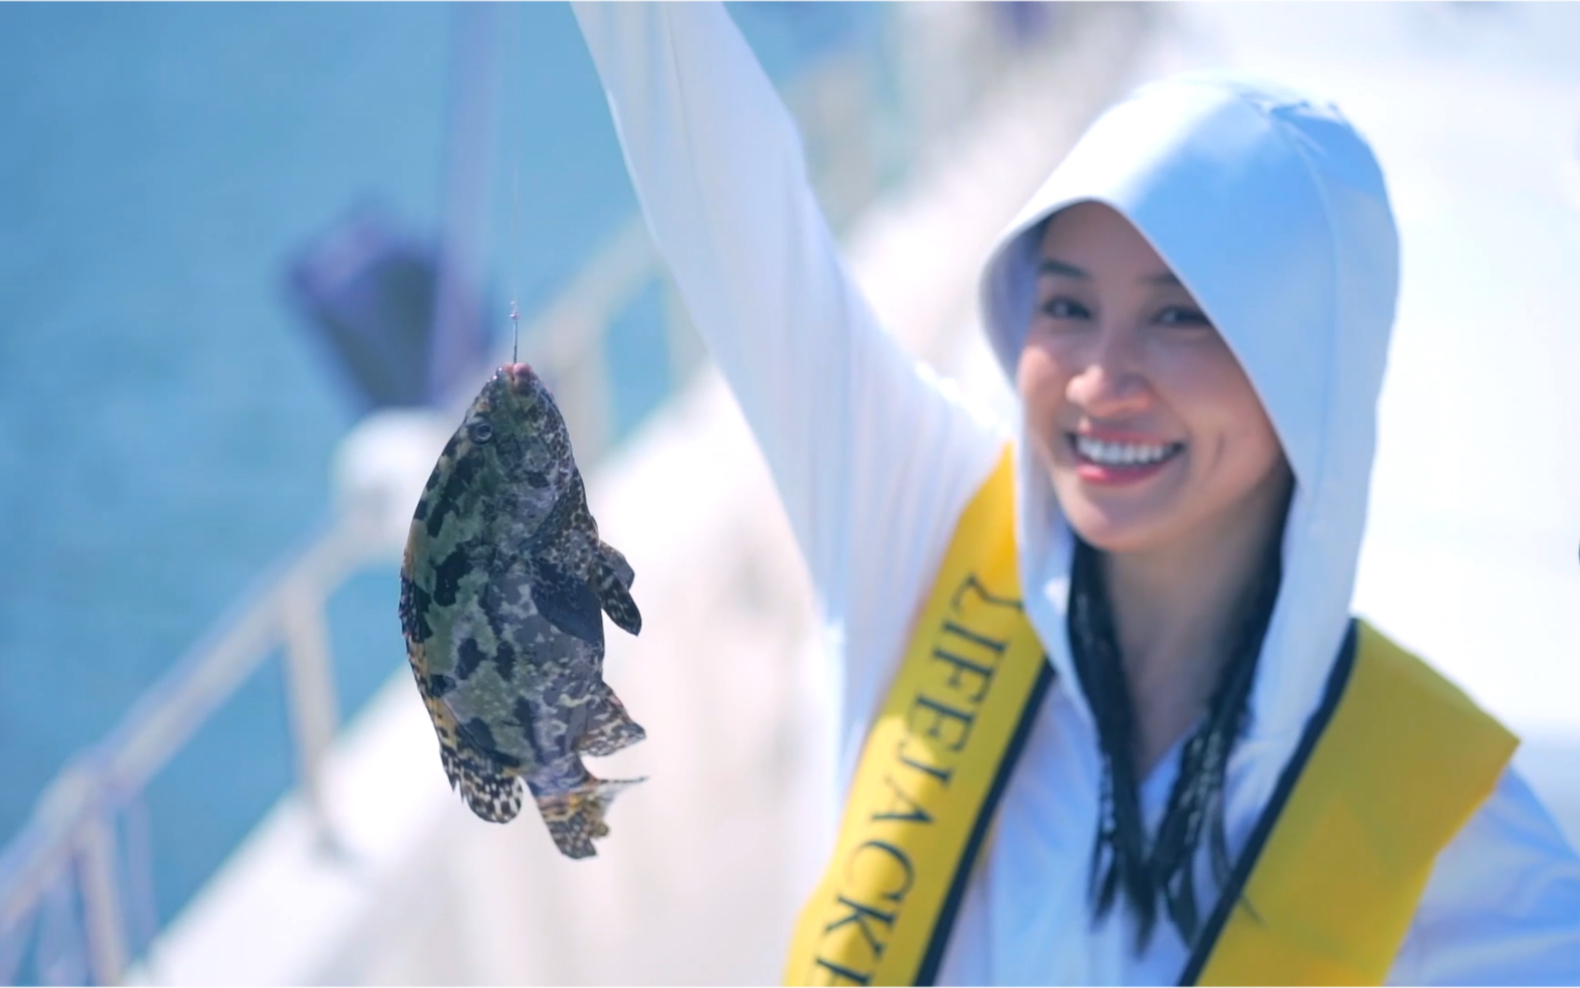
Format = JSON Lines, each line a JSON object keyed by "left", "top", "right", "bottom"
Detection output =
{"left": 0, "top": 904, "right": 34, "bottom": 985}
{"left": 77, "top": 809, "right": 129, "bottom": 986}
{"left": 280, "top": 590, "right": 342, "bottom": 852}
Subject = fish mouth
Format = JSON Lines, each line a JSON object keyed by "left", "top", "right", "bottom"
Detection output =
{"left": 502, "top": 362, "right": 538, "bottom": 394}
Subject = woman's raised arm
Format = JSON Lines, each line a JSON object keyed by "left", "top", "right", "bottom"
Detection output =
{"left": 572, "top": 2, "right": 1002, "bottom": 653}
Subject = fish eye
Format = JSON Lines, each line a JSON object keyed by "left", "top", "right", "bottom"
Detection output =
{"left": 467, "top": 419, "right": 494, "bottom": 444}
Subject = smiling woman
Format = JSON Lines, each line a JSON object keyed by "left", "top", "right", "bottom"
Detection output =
{"left": 572, "top": 3, "right": 1580, "bottom": 984}
{"left": 1014, "top": 200, "right": 1297, "bottom": 941}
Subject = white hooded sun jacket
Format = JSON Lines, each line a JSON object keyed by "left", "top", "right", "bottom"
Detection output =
{"left": 573, "top": 3, "right": 1580, "bottom": 983}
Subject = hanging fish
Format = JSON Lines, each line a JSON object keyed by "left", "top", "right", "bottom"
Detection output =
{"left": 399, "top": 362, "right": 645, "bottom": 858}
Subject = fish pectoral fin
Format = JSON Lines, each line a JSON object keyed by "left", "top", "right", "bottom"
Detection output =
{"left": 598, "top": 542, "right": 635, "bottom": 589}
{"left": 576, "top": 686, "right": 646, "bottom": 757}
{"left": 531, "top": 559, "right": 605, "bottom": 646}
{"left": 594, "top": 548, "right": 642, "bottom": 637}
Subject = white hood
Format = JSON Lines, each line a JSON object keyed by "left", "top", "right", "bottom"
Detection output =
{"left": 979, "top": 70, "right": 1400, "bottom": 755}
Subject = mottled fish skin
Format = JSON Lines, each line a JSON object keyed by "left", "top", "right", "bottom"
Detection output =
{"left": 400, "top": 363, "right": 645, "bottom": 859}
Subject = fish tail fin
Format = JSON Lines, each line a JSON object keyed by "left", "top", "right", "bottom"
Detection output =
{"left": 576, "top": 688, "right": 647, "bottom": 757}
{"left": 534, "top": 775, "right": 644, "bottom": 859}
{"left": 441, "top": 742, "right": 523, "bottom": 824}
{"left": 596, "top": 543, "right": 642, "bottom": 636}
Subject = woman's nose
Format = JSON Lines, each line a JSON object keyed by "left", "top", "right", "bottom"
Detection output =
{"left": 1065, "top": 338, "right": 1150, "bottom": 417}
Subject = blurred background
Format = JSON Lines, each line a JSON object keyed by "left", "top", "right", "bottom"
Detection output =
{"left": 0, "top": 2, "right": 1576, "bottom": 984}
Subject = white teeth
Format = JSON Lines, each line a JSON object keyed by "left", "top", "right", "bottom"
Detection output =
{"left": 1075, "top": 436, "right": 1176, "bottom": 466}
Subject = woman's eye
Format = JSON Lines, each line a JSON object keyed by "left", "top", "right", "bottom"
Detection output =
{"left": 1155, "top": 305, "right": 1212, "bottom": 328}
{"left": 1041, "top": 296, "right": 1091, "bottom": 320}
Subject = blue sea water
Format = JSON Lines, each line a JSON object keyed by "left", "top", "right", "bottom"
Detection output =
{"left": 0, "top": 0, "right": 884, "bottom": 958}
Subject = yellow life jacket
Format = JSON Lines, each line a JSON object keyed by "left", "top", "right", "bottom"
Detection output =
{"left": 784, "top": 449, "right": 1516, "bottom": 986}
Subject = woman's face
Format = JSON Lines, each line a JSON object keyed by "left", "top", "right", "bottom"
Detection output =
{"left": 1017, "top": 201, "right": 1290, "bottom": 556}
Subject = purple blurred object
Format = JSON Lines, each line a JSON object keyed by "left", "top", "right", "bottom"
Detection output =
{"left": 284, "top": 203, "right": 489, "bottom": 413}
{"left": 285, "top": 7, "right": 502, "bottom": 415}
{"left": 992, "top": 1, "right": 1061, "bottom": 47}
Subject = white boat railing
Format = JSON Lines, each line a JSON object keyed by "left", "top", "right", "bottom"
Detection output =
{"left": 0, "top": 6, "right": 1102, "bottom": 983}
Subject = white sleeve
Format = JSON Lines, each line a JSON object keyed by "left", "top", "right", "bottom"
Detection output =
{"left": 1388, "top": 766, "right": 1580, "bottom": 985}
{"left": 571, "top": 3, "right": 1005, "bottom": 745}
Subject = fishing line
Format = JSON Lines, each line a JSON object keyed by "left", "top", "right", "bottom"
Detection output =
{"left": 510, "top": 156, "right": 520, "bottom": 365}
{"left": 508, "top": 2, "right": 524, "bottom": 365}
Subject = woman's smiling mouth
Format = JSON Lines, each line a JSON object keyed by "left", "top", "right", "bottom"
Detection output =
{"left": 1068, "top": 432, "right": 1185, "bottom": 486}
